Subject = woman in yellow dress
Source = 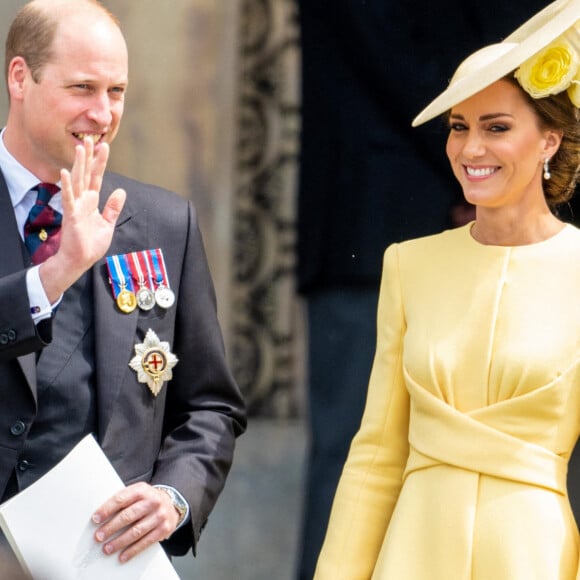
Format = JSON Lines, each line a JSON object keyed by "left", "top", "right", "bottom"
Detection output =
{"left": 314, "top": 0, "right": 580, "bottom": 578}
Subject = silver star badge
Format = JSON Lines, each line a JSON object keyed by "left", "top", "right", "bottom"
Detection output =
{"left": 129, "top": 329, "right": 178, "bottom": 396}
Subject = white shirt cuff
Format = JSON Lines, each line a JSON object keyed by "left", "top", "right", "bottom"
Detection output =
{"left": 26, "top": 266, "right": 62, "bottom": 322}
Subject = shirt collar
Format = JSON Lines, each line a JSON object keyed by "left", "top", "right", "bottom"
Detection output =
{"left": 0, "top": 127, "right": 60, "bottom": 208}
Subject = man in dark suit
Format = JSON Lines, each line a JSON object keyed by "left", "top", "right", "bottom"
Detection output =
{"left": 296, "top": 1, "right": 554, "bottom": 578}
{"left": 0, "top": 0, "right": 245, "bottom": 565}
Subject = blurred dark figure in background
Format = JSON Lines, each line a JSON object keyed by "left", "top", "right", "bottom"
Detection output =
{"left": 296, "top": 2, "right": 556, "bottom": 578}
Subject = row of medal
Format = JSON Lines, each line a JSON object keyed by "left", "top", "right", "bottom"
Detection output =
{"left": 106, "top": 249, "right": 175, "bottom": 314}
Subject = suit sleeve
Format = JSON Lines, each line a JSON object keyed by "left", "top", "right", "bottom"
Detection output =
{"left": 0, "top": 270, "right": 51, "bottom": 361}
{"left": 149, "top": 200, "right": 246, "bottom": 555}
{"left": 315, "top": 244, "right": 410, "bottom": 579}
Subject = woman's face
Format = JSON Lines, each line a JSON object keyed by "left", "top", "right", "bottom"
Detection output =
{"left": 446, "top": 79, "right": 560, "bottom": 211}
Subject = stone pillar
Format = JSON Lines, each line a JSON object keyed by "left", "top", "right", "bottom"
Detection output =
{"left": 231, "top": 0, "right": 303, "bottom": 417}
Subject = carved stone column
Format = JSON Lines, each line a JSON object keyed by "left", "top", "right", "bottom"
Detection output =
{"left": 232, "top": 0, "right": 303, "bottom": 417}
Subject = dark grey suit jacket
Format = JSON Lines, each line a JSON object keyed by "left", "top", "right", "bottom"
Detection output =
{"left": 0, "top": 170, "right": 246, "bottom": 555}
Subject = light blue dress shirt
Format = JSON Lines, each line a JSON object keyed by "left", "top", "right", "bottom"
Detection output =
{"left": 0, "top": 128, "right": 62, "bottom": 321}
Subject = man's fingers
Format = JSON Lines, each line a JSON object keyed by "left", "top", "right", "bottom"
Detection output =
{"left": 101, "top": 188, "right": 126, "bottom": 224}
{"left": 98, "top": 509, "right": 171, "bottom": 562}
{"left": 83, "top": 137, "right": 95, "bottom": 188}
{"left": 116, "top": 527, "right": 165, "bottom": 563}
{"left": 70, "top": 143, "right": 87, "bottom": 198}
{"left": 89, "top": 141, "right": 110, "bottom": 193}
{"left": 59, "top": 168, "right": 73, "bottom": 215}
{"left": 92, "top": 483, "right": 178, "bottom": 562}
{"left": 93, "top": 482, "right": 151, "bottom": 528}
{"left": 93, "top": 488, "right": 134, "bottom": 526}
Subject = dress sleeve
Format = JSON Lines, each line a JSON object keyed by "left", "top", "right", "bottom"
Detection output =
{"left": 315, "top": 243, "right": 410, "bottom": 579}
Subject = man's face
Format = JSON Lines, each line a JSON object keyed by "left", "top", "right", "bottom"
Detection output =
{"left": 8, "top": 13, "right": 128, "bottom": 182}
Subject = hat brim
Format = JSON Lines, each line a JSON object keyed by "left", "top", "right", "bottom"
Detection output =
{"left": 412, "top": 0, "right": 580, "bottom": 127}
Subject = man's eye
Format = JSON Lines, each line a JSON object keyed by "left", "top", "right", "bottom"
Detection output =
{"left": 108, "top": 87, "right": 126, "bottom": 99}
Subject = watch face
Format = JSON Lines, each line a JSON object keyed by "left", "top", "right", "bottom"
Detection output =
{"left": 159, "top": 487, "right": 187, "bottom": 523}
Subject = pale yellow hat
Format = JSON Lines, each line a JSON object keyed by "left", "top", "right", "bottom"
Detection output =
{"left": 412, "top": 0, "right": 580, "bottom": 127}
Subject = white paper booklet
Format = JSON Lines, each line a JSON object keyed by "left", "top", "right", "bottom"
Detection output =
{"left": 0, "top": 435, "right": 180, "bottom": 580}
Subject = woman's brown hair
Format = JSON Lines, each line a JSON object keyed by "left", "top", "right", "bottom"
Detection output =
{"left": 507, "top": 75, "right": 580, "bottom": 208}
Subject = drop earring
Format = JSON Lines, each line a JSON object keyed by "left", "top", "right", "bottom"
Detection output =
{"left": 543, "top": 158, "right": 551, "bottom": 180}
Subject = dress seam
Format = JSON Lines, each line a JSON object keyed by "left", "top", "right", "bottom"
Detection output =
{"left": 483, "top": 248, "right": 511, "bottom": 407}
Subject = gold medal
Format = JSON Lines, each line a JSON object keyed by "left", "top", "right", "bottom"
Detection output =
{"left": 116, "top": 288, "right": 137, "bottom": 313}
{"left": 107, "top": 254, "right": 138, "bottom": 314}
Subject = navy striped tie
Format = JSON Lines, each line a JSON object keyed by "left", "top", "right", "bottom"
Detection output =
{"left": 24, "top": 183, "right": 62, "bottom": 265}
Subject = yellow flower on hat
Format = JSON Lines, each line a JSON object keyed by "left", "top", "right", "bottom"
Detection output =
{"left": 567, "top": 74, "right": 580, "bottom": 107}
{"left": 515, "top": 38, "right": 580, "bottom": 99}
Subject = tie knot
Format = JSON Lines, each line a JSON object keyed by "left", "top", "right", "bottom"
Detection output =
{"left": 34, "top": 182, "right": 60, "bottom": 205}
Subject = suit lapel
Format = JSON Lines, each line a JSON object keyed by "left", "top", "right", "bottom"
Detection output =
{"left": 94, "top": 177, "right": 143, "bottom": 439}
{"left": 36, "top": 271, "right": 93, "bottom": 383}
{"left": 0, "top": 172, "right": 37, "bottom": 396}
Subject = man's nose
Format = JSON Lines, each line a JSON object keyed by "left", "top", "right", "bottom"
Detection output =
{"left": 86, "top": 92, "right": 113, "bottom": 126}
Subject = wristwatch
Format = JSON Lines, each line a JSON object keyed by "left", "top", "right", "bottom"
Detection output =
{"left": 157, "top": 486, "right": 188, "bottom": 527}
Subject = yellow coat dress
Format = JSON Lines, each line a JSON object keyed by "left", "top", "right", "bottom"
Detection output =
{"left": 315, "top": 223, "right": 580, "bottom": 580}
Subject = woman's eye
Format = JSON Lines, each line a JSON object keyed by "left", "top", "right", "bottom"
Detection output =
{"left": 489, "top": 124, "right": 509, "bottom": 133}
{"left": 449, "top": 123, "right": 467, "bottom": 132}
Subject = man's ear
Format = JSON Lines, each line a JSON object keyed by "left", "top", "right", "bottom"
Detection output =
{"left": 7, "top": 56, "right": 29, "bottom": 101}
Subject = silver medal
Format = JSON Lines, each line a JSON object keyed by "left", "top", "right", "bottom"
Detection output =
{"left": 155, "top": 286, "right": 175, "bottom": 309}
{"left": 136, "top": 286, "right": 156, "bottom": 311}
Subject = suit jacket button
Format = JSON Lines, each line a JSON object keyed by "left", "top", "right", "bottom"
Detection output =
{"left": 0, "top": 333, "right": 8, "bottom": 345}
{"left": 10, "top": 421, "right": 26, "bottom": 436}
{"left": 17, "top": 459, "right": 30, "bottom": 472}
{"left": 7, "top": 330, "right": 16, "bottom": 342}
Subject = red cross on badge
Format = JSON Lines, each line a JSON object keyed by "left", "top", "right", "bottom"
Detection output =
{"left": 144, "top": 350, "right": 167, "bottom": 375}
{"left": 129, "top": 329, "right": 178, "bottom": 396}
